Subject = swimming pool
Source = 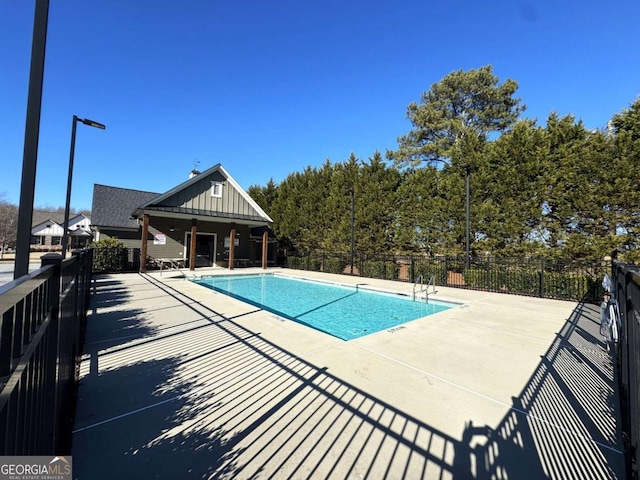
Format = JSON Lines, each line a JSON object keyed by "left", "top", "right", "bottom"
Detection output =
{"left": 194, "top": 274, "right": 455, "bottom": 340}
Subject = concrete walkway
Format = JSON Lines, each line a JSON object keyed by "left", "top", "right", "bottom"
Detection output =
{"left": 72, "top": 268, "right": 626, "bottom": 479}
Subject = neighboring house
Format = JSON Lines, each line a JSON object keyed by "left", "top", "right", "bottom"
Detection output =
{"left": 91, "top": 163, "right": 275, "bottom": 271}
{"left": 66, "top": 214, "right": 93, "bottom": 249}
{"left": 30, "top": 211, "right": 92, "bottom": 250}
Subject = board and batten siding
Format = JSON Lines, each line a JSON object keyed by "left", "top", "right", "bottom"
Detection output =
{"left": 157, "top": 172, "right": 260, "bottom": 218}
{"left": 145, "top": 223, "right": 185, "bottom": 260}
{"left": 97, "top": 229, "right": 141, "bottom": 249}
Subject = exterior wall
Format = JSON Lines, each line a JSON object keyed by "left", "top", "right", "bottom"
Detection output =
{"left": 157, "top": 172, "right": 261, "bottom": 219}
{"left": 30, "top": 223, "right": 64, "bottom": 247}
{"left": 145, "top": 217, "right": 188, "bottom": 260}
{"left": 210, "top": 222, "right": 252, "bottom": 266}
{"left": 29, "top": 235, "right": 62, "bottom": 247}
{"left": 69, "top": 215, "right": 91, "bottom": 230}
{"left": 97, "top": 228, "right": 141, "bottom": 249}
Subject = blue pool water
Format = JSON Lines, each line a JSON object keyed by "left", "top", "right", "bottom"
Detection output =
{"left": 194, "top": 274, "right": 454, "bottom": 340}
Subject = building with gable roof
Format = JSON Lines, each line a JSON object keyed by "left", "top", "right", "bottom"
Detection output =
{"left": 30, "top": 210, "right": 92, "bottom": 251}
{"left": 91, "top": 164, "right": 275, "bottom": 271}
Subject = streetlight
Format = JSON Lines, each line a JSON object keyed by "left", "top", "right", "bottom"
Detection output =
{"left": 350, "top": 188, "right": 355, "bottom": 275}
{"left": 61, "top": 115, "right": 105, "bottom": 257}
{"left": 460, "top": 164, "right": 471, "bottom": 269}
{"left": 345, "top": 188, "right": 355, "bottom": 275}
{"left": 13, "top": 0, "right": 50, "bottom": 280}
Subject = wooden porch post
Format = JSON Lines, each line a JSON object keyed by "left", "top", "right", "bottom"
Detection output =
{"left": 262, "top": 226, "right": 268, "bottom": 269}
{"left": 229, "top": 225, "right": 236, "bottom": 270}
{"left": 189, "top": 219, "right": 197, "bottom": 271}
{"left": 140, "top": 214, "right": 149, "bottom": 273}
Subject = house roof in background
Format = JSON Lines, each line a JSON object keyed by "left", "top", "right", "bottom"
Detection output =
{"left": 31, "top": 210, "right": 65, "bottom": 227}
{"left": 30, "top": 210, "right": 89, "bottom": 229}
{"left": 91, "top": 184, "right": 160, "bottom": 229}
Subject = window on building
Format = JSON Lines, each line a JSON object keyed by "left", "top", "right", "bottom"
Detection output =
{"left": 211, "top": 181, "right": 223, "bottom": 198}
{"left": 51, "top": 236, "right": 61, "bottom": 245}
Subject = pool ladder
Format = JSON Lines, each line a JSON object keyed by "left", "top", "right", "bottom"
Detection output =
{"left": 413, "top": 275, "right": 436, "bottom": 303}
{"left": 158, "top": 258, "right": 199, "bottom": 280}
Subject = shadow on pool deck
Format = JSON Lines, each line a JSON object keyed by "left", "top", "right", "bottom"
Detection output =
{"left": 72, "top": 274, "right": 626, "bottom": 479}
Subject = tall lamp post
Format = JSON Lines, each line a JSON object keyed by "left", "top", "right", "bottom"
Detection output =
{"left": 61, "top": 115, "right": 105, "bottom": 257}
{"left": 345, "top": 188, "right": 355, "bottom": 275}
{"left": 13, "top": 0, "right": 50, "bottom": 280}
{"left": 460, "top": 164, "right": 471, "bottom": 269}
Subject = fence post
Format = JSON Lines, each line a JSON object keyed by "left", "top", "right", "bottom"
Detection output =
{"left": 486, "top": 257, "right": 491, "bottom": 291}
{"left": 85, "top": 249, "right": 94, "bottom": 313}
{"left": 539, "top": 258, "right": 545, "bottom": 298}
{"left": 625, "top": 265, "right": 640, "bottom": 477}
{"left": 383, "top": 254, "right": 386, "bottom": 279}
{"left": 410, "top": 256, "right": 415, "bottom": 283}
{"left": 72, "top": 251, "right": 81, "bottom": 330}
{"left": 444, "top": 256, "right": 449, "bottom": 287}
{"left": 40, "top": 253, "right": 62, "bottom": 453}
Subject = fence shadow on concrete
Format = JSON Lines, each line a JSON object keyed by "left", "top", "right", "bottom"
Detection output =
{"left": 72, "top": 275, "right": 625, "bottom": 479}
{"left": 460, "top": 301, "right": 624, "bottom": 479}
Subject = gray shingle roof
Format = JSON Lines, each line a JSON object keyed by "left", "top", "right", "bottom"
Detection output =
{"left": 91, "top": 184, "right": 160, "bottom": 229}
{"left": 31, "top": 209, "right": 66, "bottom": 227}
{"left": 31, "top": 210, "right": 90, "bottom": 228}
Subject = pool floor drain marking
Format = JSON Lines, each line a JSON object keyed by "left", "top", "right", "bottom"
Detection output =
{"left": 387, "top": 326, "right": 406, "bottom": 333}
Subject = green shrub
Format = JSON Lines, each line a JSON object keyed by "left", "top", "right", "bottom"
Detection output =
{"left": 414, "top": 263, "right": 447, "bottom": 285}
{"left": 499, "top": 268, "right": 539, "bottom": 295}
{"left": 308, "top": 256, "right": 322, "bottom": 271}
{"left": 543, "top": 272, "right": 591, "bottom": 300}
{"left": 360, "top": 259, "right": 398, "bottom": 280}
{"left": 90, "top": 238, "right": 129, "bottom": 273}
{"left": 285, "top": 252, "right": 603, "bottom": 302}
{"left": 322, "top": 256, "right": 347, "bottom": 274}
{"left": 619, "top": 249, "right": 640, "bottom": 265}
{"left": 463, "top": 267, "right": 593, "bottom": 300}
{"left": 287, "top": 255, "right": 321, "bottom": 271}
{"left": 286, "top": 256, "right": 301, "bottom": 269}
{"left": 463, "top": 268, "right": 488, "bottom": 288}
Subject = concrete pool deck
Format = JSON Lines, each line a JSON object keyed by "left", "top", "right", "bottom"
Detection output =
{"left": 72, "top": 268, "right": 626, "bottom": 479}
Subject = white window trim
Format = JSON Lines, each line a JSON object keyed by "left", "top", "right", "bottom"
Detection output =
{"left": 211, "top": 181, "right": 223, "bottom": 198}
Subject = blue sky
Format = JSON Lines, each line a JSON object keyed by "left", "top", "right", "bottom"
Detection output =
{"left": 1, "top": 0, "right": 638, "bottom": 211}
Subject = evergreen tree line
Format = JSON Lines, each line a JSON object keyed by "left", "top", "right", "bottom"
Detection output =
{"left": 249, "top": 67, "right": 639, "bottom": 261}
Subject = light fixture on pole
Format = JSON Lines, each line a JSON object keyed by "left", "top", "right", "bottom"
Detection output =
{"left": 61, "top": 115, "right": 105, "bottom": 257}
{"left": 13, "top": 0, "right": 50, "bottom": 280}
{"left": 460, "top": 164, "right": 471, "bottom": 269}
{"left": 346, "top": 188, "right": 355, "bottom": 275}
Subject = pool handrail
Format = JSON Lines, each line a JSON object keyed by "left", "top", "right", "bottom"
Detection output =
{"left": 413, "top": 275, "right": 437, "bottom": 302}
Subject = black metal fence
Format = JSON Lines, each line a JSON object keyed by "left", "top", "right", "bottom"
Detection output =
{"left": 285, "top": 253, "right": 608, "bottom": 303}
{"left": 612, "top": 256, "right": 640, "bottom": 479}
{"left": 0, "top": 249, "right": 93, "bottom": 455}
{"left": 126, "top": 247, "right": 140, "bottom": 272}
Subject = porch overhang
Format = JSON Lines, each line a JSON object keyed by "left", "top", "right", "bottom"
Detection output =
{"left": 132, "top": 206, "right": 271, "bottom": 228}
